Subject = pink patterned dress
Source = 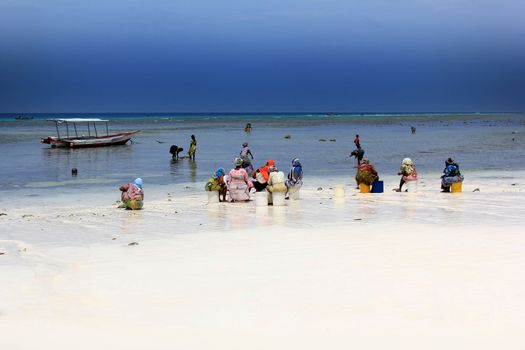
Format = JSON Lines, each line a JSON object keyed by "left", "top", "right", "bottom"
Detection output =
{"left": 227, "top": 168, "right": 253, "bottom": 201}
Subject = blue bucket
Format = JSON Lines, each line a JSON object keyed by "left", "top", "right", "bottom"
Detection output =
{"left": 371, "top": 181, "right": 384, "bottom": 193}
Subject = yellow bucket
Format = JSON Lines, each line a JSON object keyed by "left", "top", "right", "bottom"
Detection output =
{"left": 451, "top": 182, "right": 462, "bottom": 193}
{"left": 127, "top": 199, "right": 144, "bottom": 210}
{"left": 359, "top": 183, "right": 371, "bottom": 193}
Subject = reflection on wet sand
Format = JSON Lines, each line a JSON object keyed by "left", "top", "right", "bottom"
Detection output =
{"left": 189, "top": 160, "right": 197, "bottom": 182}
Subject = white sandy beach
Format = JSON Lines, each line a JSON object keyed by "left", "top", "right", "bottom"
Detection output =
{"left": 1, "top": 171, "right": 524, "bottom": 349}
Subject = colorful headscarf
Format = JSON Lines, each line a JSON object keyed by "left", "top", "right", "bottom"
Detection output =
{"left": 134, "top": 178, "right": 143, "bottom": 189}
{"left": 234, "top": 157, "right": 243, "bottom": 167}
{"left": 402, "top": 158, "right": 412, "bottom": 165}
{"left": 214, "top": 168, "right": 225, "bottom": 178}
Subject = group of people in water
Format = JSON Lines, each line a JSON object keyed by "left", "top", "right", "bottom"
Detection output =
{"left": 118, "top": 132, "right": 464, "bottom": 210}
{"left": 204, "top": 142, "right": 304, "bottom": 203}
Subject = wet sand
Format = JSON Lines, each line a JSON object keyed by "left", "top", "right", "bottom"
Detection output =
{"left": 1, "top": 171, "right": 524, "bottom": 349}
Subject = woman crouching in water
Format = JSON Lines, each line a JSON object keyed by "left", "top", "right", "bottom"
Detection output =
{"left": 205, "top": 168, "right": 227, "bottom": 202}
{"left": 119, "top": 178, "right": 144, "bottom": 210}
{"left": 355, "top": 157, "right": 379, "bottom": 188}
{"left": 441, "top": 158, "right": 464, "bottom": 192}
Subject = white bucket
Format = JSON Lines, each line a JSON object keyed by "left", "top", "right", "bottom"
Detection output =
{"left": 272, "top": 192, "right": 286, "bottom": 206}
{"left": 334, "top": 185, "right": 345, "bottom": 197}
{"left": 255, "top": 191, "right": 268, "bottom": 207}
{"left": 289, "top": 188, "right": 300, "bottom": 200}
{"left": 406, "top": 181, "right": 418, "bottom": 193}
{"left": 207, "top": 191, "right": 219, "bottom": 204}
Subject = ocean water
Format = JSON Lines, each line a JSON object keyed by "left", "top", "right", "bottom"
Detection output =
{"left": 0, "top": 113, "right": 524, "bottom": 197}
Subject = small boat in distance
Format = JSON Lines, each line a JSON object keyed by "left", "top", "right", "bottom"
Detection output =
{"left": 15, "top": 115, "right": 33, "bottom": 120}
{"left": 41, "top": 118, "right": 140, "bottom": 148}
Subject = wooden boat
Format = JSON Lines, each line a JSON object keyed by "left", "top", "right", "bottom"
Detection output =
{"left": 41, "top": 118, "right": 140, "bottom": 148}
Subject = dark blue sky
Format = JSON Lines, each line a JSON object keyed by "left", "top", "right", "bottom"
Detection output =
{"left": 1, "top": 0, "right": 524, "bottom": 112}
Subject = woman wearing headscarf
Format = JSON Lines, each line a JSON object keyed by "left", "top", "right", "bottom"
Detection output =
{"left": 188, "top": 134, "right": 197, "bottom": 160}
{"left": 119, "top": 178, "right": 144, "bottom": 210}
{"left": 355, "top": 158, "right": 378, "bottom": 187}
{"left": 227, "top": 158, "right": 253, "bottom": 202}
{"left": 267, "top": 165, "right": 287, "bottom": 204}
{"left": 285, "top": 158, "right": 303, "bottom": 198}
{"left": 252, "top": 159, "right": 275, "bottom": 192}
{"left": 240, "top": 142, "right": 254, "bottom": 174}
{"left": 441, "top": 158, "right": 464, "bottom": 192}
{"left": 394, "top": 158, "right": 417, "bottom": 192}
{"left": 205, "top": 168, "right": 227, "bottom": 202}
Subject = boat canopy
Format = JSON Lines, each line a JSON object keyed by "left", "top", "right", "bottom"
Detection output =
{"left": 46, "top": 118, "right": 111, "bottom": 138}
{"left": 47, "top": 118, "right": 110, "bottom": 123}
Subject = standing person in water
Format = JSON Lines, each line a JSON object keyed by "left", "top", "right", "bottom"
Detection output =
{"left": 244, "top": 123, "right": 252, "bottom": 133}
{"left": 354, "top": 134, "right": 361, "bottom": 149}
{"left": 188, "top": 135, "right": 197, "bottom": 160}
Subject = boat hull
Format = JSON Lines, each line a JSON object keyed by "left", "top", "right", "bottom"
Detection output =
{"left": 41, "top": 131, "right": 139, "bottom": 148}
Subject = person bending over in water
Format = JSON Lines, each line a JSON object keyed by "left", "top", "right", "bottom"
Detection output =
{"left": 188, "top": 135, "right": 197, "bottom": 160}
{"left": 394, "top": 158, "right": 417, "bottom": 192}
{"left": 169, "top": 145, "right": 183, "bottom": 160}
{"left": 285, "top": 158, "right": 303, "bottom": 199}
{"left": 441, "top": 158, "right": 464, "bottom": 192}
{"left": 240, "top": 142, "right": 254, "bottom": 174}
{"left": 119, "top": 178, "right": 144, "bottom": 210}
{"left": 228, "top": 158, "right": 253, "bottom": 202}
{"left": 355, "top": 158, "right": 379, "bottom": 188}
{"left": 244, "top": 123, "right": 252, "bottom": 133}
{"left": 350, "top": 148, "right": 365, "bottom": 166}
{"left": 205, "top": 168, "right": 227, "bottom": 202}
{"left": 252, "top": 159, "right": 274, "bottom": 192}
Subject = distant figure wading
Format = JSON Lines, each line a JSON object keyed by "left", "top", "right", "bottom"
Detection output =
{"left": 188, "top": 135, "right": 197, "bottom": 160}
{"left": 350, "top": 148, "right": 365, "bottom": 166}
{"left": 169, "top": 145, "right": 183, "bottom": 160}
{"left": 354, "top": 134, "right": 361, "bottom": 149}
{"left": 240, "top": 142, "right": 254, "bottom": 174}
